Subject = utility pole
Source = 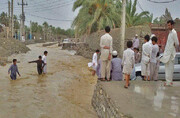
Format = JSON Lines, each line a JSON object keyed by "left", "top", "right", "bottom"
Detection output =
{"left": 30, "top": 20, "right": 32, "bottom": 40}
{"left": 8, "top": 1, "right": 11, "bottom": 38}
{"left": 18, "top": 0, "right": 28, "bottom": 41}
{"left": 120, "top": 0, "right": 126, "bottom": 56}
{"left": 11, "top": 0, "right": 14, "bottom": 38}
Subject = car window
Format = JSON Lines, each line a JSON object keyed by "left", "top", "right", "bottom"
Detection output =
{"left": 160, "top": 62, "right": 164, "bottom": 66}
{"left": 178, "top": 57, "right": 180, "bottom": 64}
{"left": 175, "top": 56, "right": 180, "bottom": 65}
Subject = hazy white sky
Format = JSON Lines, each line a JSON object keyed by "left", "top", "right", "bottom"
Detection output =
{"left": 0, "top": 0, "right": 179, "bottom": 29}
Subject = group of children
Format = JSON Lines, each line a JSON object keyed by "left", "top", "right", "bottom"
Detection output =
{"left": 91, "top": 34, "right": 160, "bottom": 89}
{"left": 8, "top": 51, "right": 48, "bottom": 80}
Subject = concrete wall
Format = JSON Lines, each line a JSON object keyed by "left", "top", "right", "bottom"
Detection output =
{"left": 92, "top": 81, "right": 130, "bottom": 118}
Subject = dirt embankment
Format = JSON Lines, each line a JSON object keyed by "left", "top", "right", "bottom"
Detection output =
{"left": 75, "top": 25, "right": 151, "bottom": 59}
{"left": 0, "top": 38, "right": 30, "bottom": 65}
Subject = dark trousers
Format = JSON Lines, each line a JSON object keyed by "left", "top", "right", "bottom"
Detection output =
{"left": 10, "top": 74, "right": 17, "bottom": 80}
{"left": 37, "top": 67, "right": 43, "bottom": 75}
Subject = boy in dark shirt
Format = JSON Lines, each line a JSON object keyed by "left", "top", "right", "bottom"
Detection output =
{"left": 8, "top": 59, "right": 21, "bottom": 80}
{"left": 29, "top": 56, "right": 45, "bottom": 75}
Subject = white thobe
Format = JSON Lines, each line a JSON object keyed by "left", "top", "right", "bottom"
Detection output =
{"left": 132, "top": 38, "right": 140, "bottom": 48}
{"left": 141, "top": 42, "right": 152, "bottom": 76}
{"left": 42, "top": 55, "right": 47, "bottom": 73}
{"left": 150, "top": 44, "right": 159, "bottom": 80}
{"left": 100, "top": 33, "right": 113, "bottom": 79}
{"left": 92, "top": 53, "right": 98, "bottom": 70}
{"left": 122, "top": 48, "right": 135, "bottom": 75}
{"left": 160, "top": 29, "right": 179, "bottom": 84}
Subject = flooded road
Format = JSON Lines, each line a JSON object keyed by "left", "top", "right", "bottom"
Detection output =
{"left": 0, "top": 43, "right": 98, "bottom": 118}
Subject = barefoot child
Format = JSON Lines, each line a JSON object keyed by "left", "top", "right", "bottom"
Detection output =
{"left": 8, "top": 59, "right": 21, "bottom": 80}
{"left": 29, "top": 56, "right": 45, "bottom": 75}
{"left": 92, "top": 49, "right": 100, "bottom": 76}
{"left": 122, "top": 41, "right": 135, "bottom": 88}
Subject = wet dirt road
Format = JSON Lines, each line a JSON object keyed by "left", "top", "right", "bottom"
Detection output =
{"left": 0, "top": 43, "right": 98, "bottom": 118}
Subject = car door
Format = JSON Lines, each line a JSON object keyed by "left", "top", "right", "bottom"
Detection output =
{"left": 173, "top": 55, "right": 180, "bottom": 80}
{"left": 158, "top": 62, "right": 165, "bottom": 80}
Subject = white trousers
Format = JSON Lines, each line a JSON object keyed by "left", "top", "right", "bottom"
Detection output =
{"left": 150, "top": 62, "right": 159, "bottom": 81}
{"left": 165, "top": 60, "right": 174, "bottom": 85}
{"left": 43, "top": 65, "right": 47, "bottom": 74}
{"left": 101, "top": 60, "right": 111, "bottom": 79}
{"left": 141, "top": 62, "right": 150, "bottom": 77}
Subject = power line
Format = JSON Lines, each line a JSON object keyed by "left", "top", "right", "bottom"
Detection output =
{"left": 26, "top": 0, "right": 75, "bottom": 12}
{"left": 147, "top": 0, "right": 177, "bottom": 3}
{"left": 14, "top": 0, "right": 74, "bottom": 13}
{"left": 26, "top": 13, "right": 73, "bottom": 22}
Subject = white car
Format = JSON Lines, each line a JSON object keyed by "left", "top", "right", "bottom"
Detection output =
{"left": 63, "top": 39, "right": 70, "bottom": 44}
{"left": 133, "top": 53, "right": 180, "bottom": 81}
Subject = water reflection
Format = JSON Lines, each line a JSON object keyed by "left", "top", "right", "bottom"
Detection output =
{"left": 133, "top": 83, "right": 180, "bottom": 117}
{"left": 153, "top": 86, "right": 165, "bottom": 111}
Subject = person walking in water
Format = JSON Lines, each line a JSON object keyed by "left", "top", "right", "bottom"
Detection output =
{"left": 111, "top": 51, "right": 123, "bottom": 81}
{"left": 42, "top": 51, "right": 48, "bottom": 74}
{"left": 160, "top": 20, "right": 179, "bottom": 86}
{"left": 122, "top": 41, "right": 135, "bottom": 88}
{"left": 100, "top": 26, "right": 113, "bottom": 81}
{"left": 141, "top": 35, "right": 152, "bottom": 81}
{"left": 29, "top": 56, "right": 45, "bottom": 75}
{"left": 8, "top": 59, "right": 21, "bottom": 80}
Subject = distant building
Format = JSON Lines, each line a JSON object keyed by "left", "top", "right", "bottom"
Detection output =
{"left": 151, "top": 19, "right": 180, "bottom": 52}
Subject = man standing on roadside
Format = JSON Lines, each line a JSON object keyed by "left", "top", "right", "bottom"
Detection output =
{"left": 160, "top": 20, "right": 179, "bottom": 86}
{"left": 100, "top": 26, "right": 113, "bottom": 81}
{"left": 132, "top": 34, "right": 139, "bottom": 49}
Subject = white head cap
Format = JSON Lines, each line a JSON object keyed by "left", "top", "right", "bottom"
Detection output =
{"left": 135, "top": 34, "right": 138, "bottom": 37}
{"left": 150, "top": 34, "right": 156, "bottom": 39}
{"left": 112, "top": 51, "right": 118, "bottom": 56}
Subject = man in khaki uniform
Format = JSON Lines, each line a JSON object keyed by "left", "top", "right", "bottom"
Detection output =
{"left": 100, "top": 26, "right": 113, "bottom": 81}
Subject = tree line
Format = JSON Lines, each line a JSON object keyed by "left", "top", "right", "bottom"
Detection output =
{"left": 0, "top": 12, "right": 75, "bottom": 39}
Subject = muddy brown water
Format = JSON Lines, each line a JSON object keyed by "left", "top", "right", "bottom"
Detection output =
{"left": 0, "top": 43, "right": 98, "bottom": 118}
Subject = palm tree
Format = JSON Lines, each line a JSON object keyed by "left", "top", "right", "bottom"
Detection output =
{"left": 0, "top": 12, "right": 9, "bottom": 26}
{"left": 72, "top": 0, "right": 121, "bottom": 36}
{"left": 126, "top": 0, "right": 150, "bottom": 27}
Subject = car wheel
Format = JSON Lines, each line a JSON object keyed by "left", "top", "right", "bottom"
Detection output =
{"left": 136, "top": 76, "right": 143, "bottom": 80}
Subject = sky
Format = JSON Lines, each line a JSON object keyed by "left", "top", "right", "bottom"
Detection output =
{"left": 0, "top": 0, "right": 180, "bottom": 30}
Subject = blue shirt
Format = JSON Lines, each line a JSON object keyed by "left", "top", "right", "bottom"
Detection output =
{"left": 8, "top": 64, "right": 20, "bottom": 75}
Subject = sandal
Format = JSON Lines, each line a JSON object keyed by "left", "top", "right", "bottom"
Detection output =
{"left": 101, "top": 78, "right": 106, "bottom": 81}
{"left": 124, "top": 85, "right": 128, "bottom": 89}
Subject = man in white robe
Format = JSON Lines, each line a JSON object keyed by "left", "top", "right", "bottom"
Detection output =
{"left": 141, "top": 35, "right": 152, "bottom": 81}
{"left": 132, "top": 34, "right": 140, "bottom": 49}
{"left": 160, "top": 20, "right": 179, "bottom": 86}
{"left": 100, "top": 26, "right": 113, "bottom": 81}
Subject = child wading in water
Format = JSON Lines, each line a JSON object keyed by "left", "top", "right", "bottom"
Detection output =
{"left": 122, "top": 41, "right": 135, "bottom": 88}
{"left": 8, "top": 59, "right": 21, "bottom": 80}
{"left": 42, "top": 51, "right": 48, "bottom": 74}
{"left": 29, "top": 56, "right": 45, "bottom": 75}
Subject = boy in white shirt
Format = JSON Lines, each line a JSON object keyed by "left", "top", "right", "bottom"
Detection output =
{"left": 122, "top": 41, "right": 135, "bottom": 88}
{"left": 42, "top": 51, "right": 48, "bottom": 74}
{"left": 141, "top": 35, "right": 152, "bottom": 81}
{"left": 92, "top": 50, "right": 100, "bottom": 76}
{"left": 150, "top": 37, "right": 159, "bottom": 81}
